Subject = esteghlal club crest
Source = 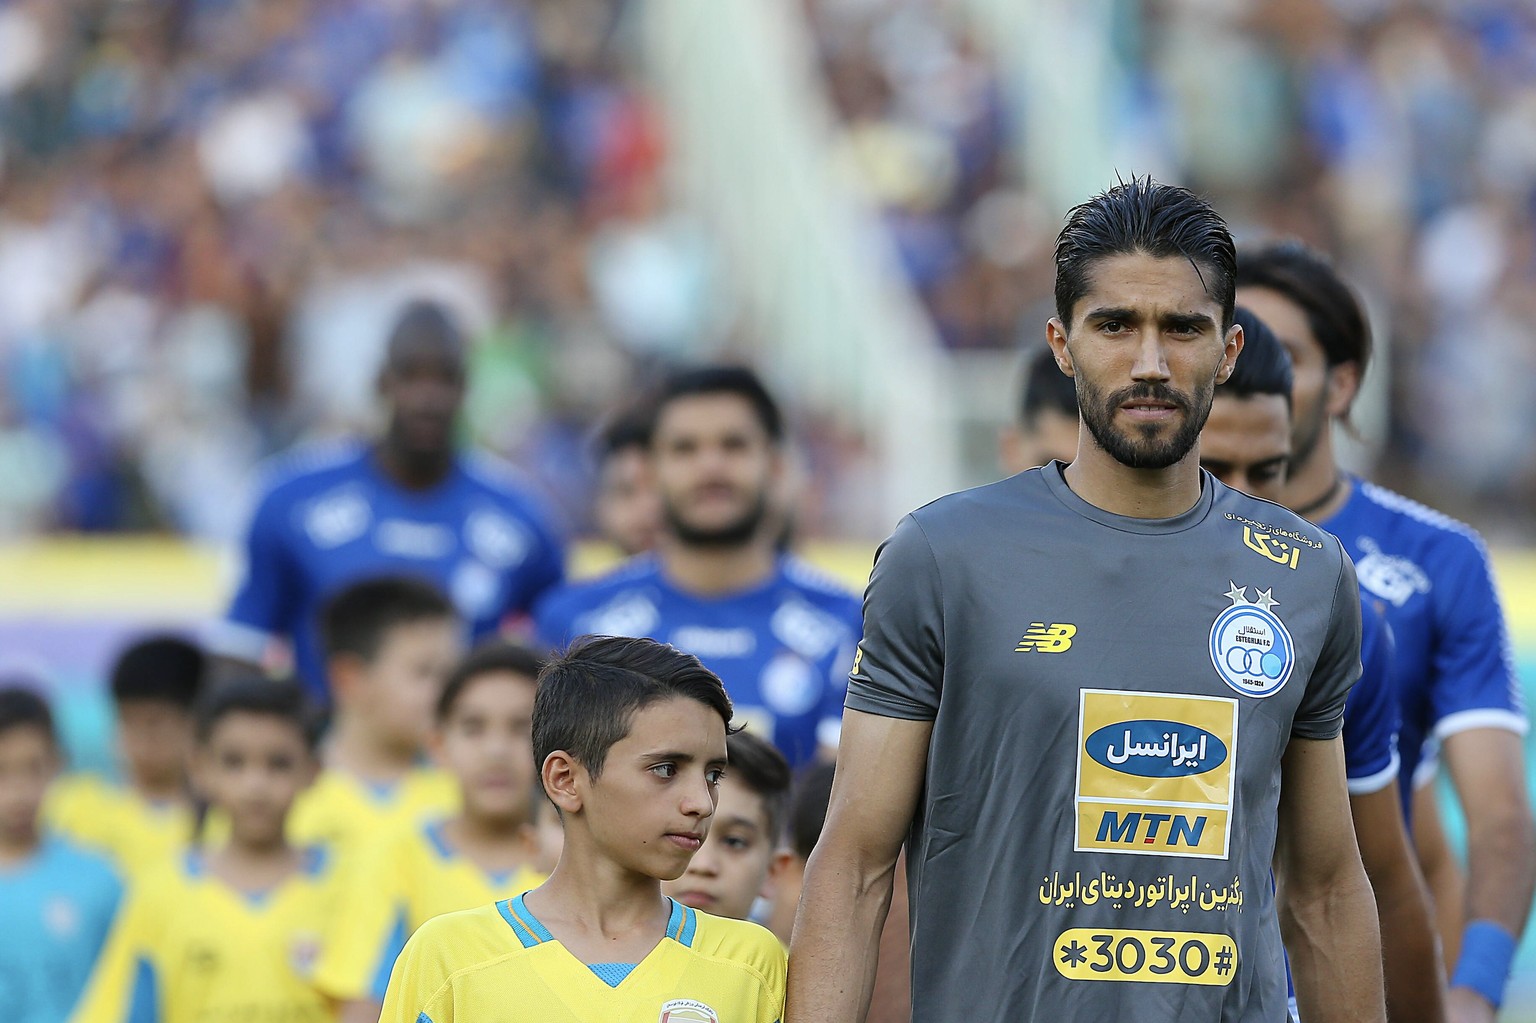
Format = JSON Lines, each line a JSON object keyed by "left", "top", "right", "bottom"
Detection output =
{"left": 1209, "top": 582, "right": 1294, "bottom": 698}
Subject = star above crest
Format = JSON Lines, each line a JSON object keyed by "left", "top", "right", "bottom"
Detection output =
{"left": 1255, "top": 587, "right": 1280, "bottom": 612}
{"left": 1223, "top": 581, "right": 1248, "bottom": 606}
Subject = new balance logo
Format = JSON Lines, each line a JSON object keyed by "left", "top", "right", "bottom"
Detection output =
{"left": 1016, "top": 623, "right": 1076, "bottom": 653}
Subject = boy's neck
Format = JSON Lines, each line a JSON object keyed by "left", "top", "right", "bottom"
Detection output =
{"left": 326, "top": 719, "right": 419, "bottom": 781}
{"left": 443, "top": 813, "right": 532, "bottom": 875}
{"left": 205, "top": 839, "right": 303, "bottom": 894}
{"left": 0, "top": 826, "right": 42, "bottom": 867}
{"left": 128, "top": 773, "right": 188, "bottom": 805}
{"left": 525, "top": 840, "right": 671, "bottom": 963}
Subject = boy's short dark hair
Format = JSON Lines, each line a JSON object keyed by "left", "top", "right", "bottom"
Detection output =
{"left": 788, "top": 762, "right": 837, "bottom": 861}
{"left": 725, "top": 731, "right": 792, "bottom": 841}
{"left": 533, "top": 636, "right": 735, "bottom": 783}
{"left": 437, "top": 641, "right": 546, "bottom": 722}
{"left": 194, "top": 677, "right": 321, "bottom": 752}
{"left": 319, "top": 576, "right": 457, "bottom": 663}
{"left": 0, "top": 685, "right": 56, "bottom": 746}
{"left": 110, "top": 635, "right": 205, "bottom": 708}
{"left": 594, "top": 401, "right": 655, "bottom": 466}
{"left": 651, "top": 366, "right": 784, "bottom": 444}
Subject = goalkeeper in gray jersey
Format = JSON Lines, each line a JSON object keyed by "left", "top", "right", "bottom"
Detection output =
{"left": 787, "top": 178, "right": 1384, "bottom": 1023}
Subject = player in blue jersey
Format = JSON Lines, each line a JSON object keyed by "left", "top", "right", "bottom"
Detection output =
{"left": 1238, "top": 242, "right": 1534, "bottom": 1022}
{"left": 212, "top": 300, "right": 566, "bottom": 699}
{"left": 1201, "top": 307, "right": 1444, "bottom": 1023}
{"left": 536, "top": 367, "right": 861, "bottom": 768}
{"left": 0, "top": 686, "right": 121, "bottom": 1023}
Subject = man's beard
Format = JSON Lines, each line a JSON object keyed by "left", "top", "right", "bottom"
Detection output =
{"left": 664, "top": 490, "right": 769, "bottom": 548}
{"left": 1077, "top": 377, "right": 1213, "bottom": 470}
{"left": 1287, "top": 394, "right": 1329, "bottom": 472}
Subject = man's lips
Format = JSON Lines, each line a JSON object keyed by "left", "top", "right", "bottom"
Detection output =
{"left": 673, "top": 889, "right": 717, "bottom": 907}
{"left": 665, "top": 832, "right": 704, "bottom": 852}
{"left": 1120, "top": 399, "right": 1180, "bottom": 420}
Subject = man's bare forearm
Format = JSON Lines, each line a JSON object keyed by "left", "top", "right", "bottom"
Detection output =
{"left": 1461, "top": 805, "right": 1536, "bottom": 942}
{"left": 1283, "top": 866, "right": 1387, "bottom": 1023}
{"left": 785, "top": 843, "right": 898, "bottom": 1023}
{"left": 1374, "top": 864, "right": 1446, "bottom": 1023}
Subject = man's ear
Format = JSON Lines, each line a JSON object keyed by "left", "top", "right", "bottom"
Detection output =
{"left": 1324, "top": 361, "right": 1361, "bottom": 419}
{"left": 1216, "top": 322, "right": 1245, "bottom": 385}
{"left": 1045, "top": 318, "right": 1074, "bottom": 377}
{"left": 542, "top": 751, "right": 585, "bottom": 816}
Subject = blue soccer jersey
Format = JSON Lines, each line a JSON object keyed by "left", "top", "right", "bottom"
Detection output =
{"left": 214, "top": 442, "right": 566, "bottom": 698}
{"left": 0, "top": 835, "right": 121, "bottom": 1023}
{"left": 1323, "top": 479, "right": 1527, "bottom": 808}
{"left": 1343, "top": 603, "right": 1401, "bottom": 796}
{"left": 535, "top": 554, "right": 861, "bottom": 767}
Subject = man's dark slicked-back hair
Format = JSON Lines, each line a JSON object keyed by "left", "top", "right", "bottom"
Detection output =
{"left": 1054, "top": 176, "right": 1237, "bottom": 330}
{"left": 1221, "top": 307, "right": 1294, "bottom": 407}
{"left": 193, "top": 675, "right": 321, "bottom": 752}
{"left": 319, "top": 575, "right": 457, "bottom": 664}
{"left": 533, "top": 635, "right": 735, "bottom": 783}
{"left": 0, "top": 685, "right": 56, "bottom": 744}
{"left": 1235, "top": 240, "right": 1372, "bottom": 381}
{"left": 651, "top": 366, "right": 783, "bottom": 444}
{"left": 725, "top": 730, "right": 792, "bottom": 840}
{"left": 437, "top": 640, "right": 546, "bottom": 722}
{"left": 110, "top": 635, "right": 205, "bottom": 709}
{"left": 1018, "top": 345, "right": 1079, "bottom": 427}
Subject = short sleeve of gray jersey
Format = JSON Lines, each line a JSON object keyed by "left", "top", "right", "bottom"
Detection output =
{"left": 845, "top": 515, "right": 943, "bottom": 721}
{"left": 1292, "top": 551, "right": 1364, "bottom": 740}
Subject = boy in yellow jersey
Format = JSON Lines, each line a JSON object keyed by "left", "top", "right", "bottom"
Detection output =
{"left": 46, "top": 636, "right": 204, "bottom": 878}
{"left": 381, "top": 636, "right": 786, "bottom": 1023}
{"left": 317, "top": 641, "right": 551, "bottom": 1022}
{"left": 289, "top": 576, "right": 463, "bottom": 853}
{"left": 664, "top": 730, "right": 791, "bottom": 923}
{"left": 72, "top": 677, "right": 337, "bottom": 1023}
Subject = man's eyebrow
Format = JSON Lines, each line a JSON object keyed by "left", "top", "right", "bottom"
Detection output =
{"left": 1162, "top": 311, "right": 1217, "bottom": 330}
{"left": 1083, "top": 305, "right": 1140, "bottom": 323}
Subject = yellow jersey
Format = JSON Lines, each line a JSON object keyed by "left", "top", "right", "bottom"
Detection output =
{"left": 314, "top": 819, "right": 544, "bottom": 1001}
{"left": 286, "top": 766, "right": 458, "bottom": 852}
{"left": 44, "top": 775, "right": 194, "bottom": 880}
{"left": 380, "top": 893, "right": 785, "bottom": 1023}
{"left": 71, "top": 849, "right": 339, "bottom": 1023}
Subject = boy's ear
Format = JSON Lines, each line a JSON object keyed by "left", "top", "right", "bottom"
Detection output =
{"left": 542, "top": 751, "right": 584, "bottom": 816}
{"left": 425, "top": 726, "right": 446, "bottom": 767}
{"left": 760, "top": 848, "right": 795, "bottom": 903}
{"left": 328, "top": 653, "right": 368, "bottom": 704}
{"left": 187, "top": 747, "right": 213, "bottom": 801}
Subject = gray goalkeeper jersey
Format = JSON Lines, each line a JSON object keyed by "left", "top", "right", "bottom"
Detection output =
{"left": 846, "top": 463, "right": 1361, "bottom": 1022}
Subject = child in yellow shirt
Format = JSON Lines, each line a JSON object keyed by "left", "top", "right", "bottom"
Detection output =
{"left": 380, "top": 636, "right": 785, "bottom": 1023}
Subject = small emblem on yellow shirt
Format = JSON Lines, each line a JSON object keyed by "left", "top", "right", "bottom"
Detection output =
{"left": 659, "top": 999, "right": 719, "bottom": 1023}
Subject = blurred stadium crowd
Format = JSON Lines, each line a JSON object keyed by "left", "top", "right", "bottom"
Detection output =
{"left": 1, "top": 0, "right": 1535, "bottom": 542}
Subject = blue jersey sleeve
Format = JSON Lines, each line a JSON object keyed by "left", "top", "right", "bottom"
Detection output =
{"left": 1343, "top": 605, "right": 1401, "bottom": 795}
{"left": 1428, "top": 534, "right": 1528, "bottom": 739}
{"left": 504, "top": 516, "right": 567, "bottom": 619}
{"left": 531, "top": 587, "right": 577, "bottom": 652}
{"left": 220, "top": 486, "right": 303, "bottom": 656}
